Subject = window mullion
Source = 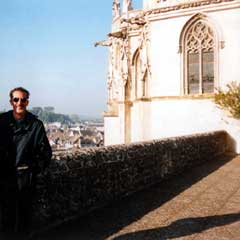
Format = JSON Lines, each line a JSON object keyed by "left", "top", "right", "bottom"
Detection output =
{"left": 185, "top": 50, "right": 189, "bottom": 94}
{"left": 199, "top": 48, "right": 203, "bottom": 94}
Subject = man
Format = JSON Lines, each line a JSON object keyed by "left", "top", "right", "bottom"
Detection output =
{"left": 0, "top": 87, "right": 52, "bottom": 233}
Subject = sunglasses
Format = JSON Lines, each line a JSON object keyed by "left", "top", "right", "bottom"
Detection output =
{"left": 12, "top": 97, "right": 28, "bottom": 103}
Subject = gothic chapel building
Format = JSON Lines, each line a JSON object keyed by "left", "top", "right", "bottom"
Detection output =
{"left": 102, "top": 0, "right": 240, "bottom": 152}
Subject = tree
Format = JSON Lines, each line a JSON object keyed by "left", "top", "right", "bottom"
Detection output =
{"left": 70, "top": 114, "right": 81, "bottom": 123}
{"left": 31, "top": 107, "right": 43, "bottom": 116}
{"left": 214, "top": 82, "right": 240, "bottom": 119}
{"left": 44, "top": 106, "right": 55, "bottom": 113}
{"left": 29, "top": 107, "right": 73, "bottom": 124}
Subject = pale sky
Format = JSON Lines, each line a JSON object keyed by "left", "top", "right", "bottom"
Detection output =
{"left": 0, "top": 0, "right": 142, "bottom": 117}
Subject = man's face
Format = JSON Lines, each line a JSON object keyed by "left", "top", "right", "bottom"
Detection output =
{"left": 10, "top": 90, "right": 29, "bottom": 117}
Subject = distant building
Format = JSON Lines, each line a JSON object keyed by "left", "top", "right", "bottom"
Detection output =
{"left": 103, "top": 0, "right": 240, "bottom": 152}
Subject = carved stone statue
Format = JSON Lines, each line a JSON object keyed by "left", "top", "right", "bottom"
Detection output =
{"left": 120, "top": 38, "right": 129, "bottom": 85}
{"left": 122, "top": 0, "right": 133, "bottom": 14}
{"left": 121, "top": 15, "right": 146, "bottom": 26}
{"left": 136, "top": 24, "right": 151, "bottom": 98}
{"left": 94, "top": 39, "right": 112, "bottom": 47}
{"left": 112, "top": 0, "right": 120, "bottom": 19}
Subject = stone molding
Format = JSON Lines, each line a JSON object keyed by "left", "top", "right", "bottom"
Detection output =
{"left": 110, "top": 93, "right": 215, "bottom": 104}
{"left": 103, "top": 111, "right": 119, "bottom": 117}
{"left": 145, "top": 0, "right": 235, "bottom": 16}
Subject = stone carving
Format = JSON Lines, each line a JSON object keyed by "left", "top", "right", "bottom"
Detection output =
{"left": 112, "top": 78, "right": 120, "bottom": 100}
{"left": 145, "top": 0, "right": 234, "bottom": 16}
{"left": 108, "top": 28, "right": 127, "bottom": 39}
{"left": 95, "top": 38, "right": 115, "bottom": 103}
{"left": 112, "top": 0, "right": 120, "bottom": 19}
{"left": 220, "top": 40, "right": 225, "bottom": 49}
{"left": 186, "top": 20, "right": 214, "bottom": 53}
{"left": 108, "top": 28, "right": 128, "bottom": 100}
{"left": 107, "top": 38, "right": 123, "bottom": 101}
{"left": 107, "top": 13, "right": 152, "bottom": 100}
{"left": 94, "top": 39, "right": 112, "bottom": 47}
{"left": 140, "top": 23, "right": 151, "bottom": 91}
{"left": 121, "top": 15, "right": 146, "bottom": 26}
{"left": 120, "top": 38, "right": 129, "bottom": 86}
{"left": 122, "top": 0, "right": 133, "bottom": 13}
{"left": 107, "top": 35, "right": 130, "bottom": 102}
{"left": 108, "top": 77, "right": 120, "bottom": 102}
{"left": 108, "top": 43, "right": 118, "bottom": 101}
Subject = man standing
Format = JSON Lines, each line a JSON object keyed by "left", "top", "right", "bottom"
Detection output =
{"left": 0, "top": 87, "right": 52, "bottom": 233}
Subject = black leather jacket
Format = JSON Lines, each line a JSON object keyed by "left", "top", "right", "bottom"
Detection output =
{"left": 0, "top": 110, "right": 52, "bottom": 179}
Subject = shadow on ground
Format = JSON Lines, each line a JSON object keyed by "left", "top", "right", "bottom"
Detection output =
{"left": 113, "top": 213, "right": 240, "bottom": 240}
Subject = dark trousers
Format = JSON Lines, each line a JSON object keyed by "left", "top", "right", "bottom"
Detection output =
{"left": 0, "top": 179, "right": 34, "bottom": 233}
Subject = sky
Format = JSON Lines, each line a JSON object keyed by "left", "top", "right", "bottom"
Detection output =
{"left": 0, "top": 0, "right": 142, "bottom": 118}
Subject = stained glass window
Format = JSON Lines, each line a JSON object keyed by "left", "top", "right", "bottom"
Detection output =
{"left": 185, "top": 20, "right": 215, "bottom": 94}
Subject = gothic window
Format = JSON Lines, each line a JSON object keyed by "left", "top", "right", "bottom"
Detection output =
{"left": 135, "top": 52, "right": 142, "bottom": 98}
{"left": 132, "top": 49, "right": 147, "bottom": 99}
{"left": 184, "top": 20, "right": 215, "bottom": 94}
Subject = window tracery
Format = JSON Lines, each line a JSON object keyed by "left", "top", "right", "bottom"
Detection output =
{"left": 184, "top": 19, "right": 215, "bottom": 94}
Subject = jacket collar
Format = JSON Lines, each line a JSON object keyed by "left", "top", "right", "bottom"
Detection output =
{"left": 7, "top": 110, "right": 37, "bottom": 132}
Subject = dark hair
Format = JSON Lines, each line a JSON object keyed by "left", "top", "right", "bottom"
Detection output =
{"left": 9, "top": 87, "right": 30, "bottom": 100}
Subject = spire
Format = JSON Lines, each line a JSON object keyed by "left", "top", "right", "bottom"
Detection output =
{"left": 122, "top": 0, "right": 133, "bottom": 15}
{"left": 112, "top": 0, "right": 120, "bottom": 19}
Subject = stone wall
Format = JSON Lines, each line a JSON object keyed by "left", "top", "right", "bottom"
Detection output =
{"left": 32, "top": 130, "right": 232, "bottom": 232}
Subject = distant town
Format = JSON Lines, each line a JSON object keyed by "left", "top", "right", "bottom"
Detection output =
{"left": 36, "top": 107, "right": 104, "bottom": 152}
{"left": 46, "top": 121, "right": 104, "bottom": 152}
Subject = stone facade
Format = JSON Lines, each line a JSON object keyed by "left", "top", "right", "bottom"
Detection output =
{"left": 103, "top": 0, "right": 240, "bottom": 152}
{"left": 32, "top": 130, "right": 232, "bottom": 233}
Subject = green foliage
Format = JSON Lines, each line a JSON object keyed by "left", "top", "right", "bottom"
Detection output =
{"left": 70, "top": 114, "right": 81, "bottom": 122}
{"left": 31, "top": 107, "right": 43, "bottom": 116}
{"left": 214, "top": 82, "right": 240, "bottom": 119}
{"left": 44, "top": 106, "right": 55, "bottom": 113}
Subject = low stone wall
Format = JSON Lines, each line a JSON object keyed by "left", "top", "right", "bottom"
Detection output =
{"left": 32, "top": 130, "right": 231, "bottom": 231}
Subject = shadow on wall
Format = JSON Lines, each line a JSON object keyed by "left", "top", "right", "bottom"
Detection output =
{"left": 113, "top": 213, "right": 240, "bottom": 240}
{"left": 227, "top": 134, "right": 237, "bottom": 153}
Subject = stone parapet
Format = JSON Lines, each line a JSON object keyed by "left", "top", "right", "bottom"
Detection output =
{"left": 32, "top": 130, "right": 233, "bottom": 233}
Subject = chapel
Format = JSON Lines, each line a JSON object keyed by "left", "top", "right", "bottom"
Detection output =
{"left": 102, "top": 0, "right": 240, "bottom": 152}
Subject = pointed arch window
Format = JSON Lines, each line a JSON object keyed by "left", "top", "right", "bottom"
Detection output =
{"left": 135, "top": 51, "right": 145, "bottom": 98}
{"left": 132, "top": 49, "right": 148, "bottom": 99}
{"left": 184, "top": 19, "right": 215, "bottom": 94}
